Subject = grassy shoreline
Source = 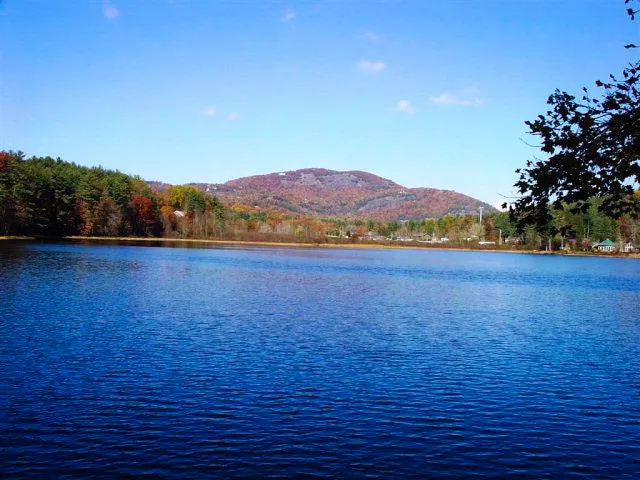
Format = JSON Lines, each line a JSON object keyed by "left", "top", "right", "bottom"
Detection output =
{"left": 0, "top": 236, "right": 35, "bottom": 240}
{"left": 2, "top": 235, "right": 639, "bottom": 259}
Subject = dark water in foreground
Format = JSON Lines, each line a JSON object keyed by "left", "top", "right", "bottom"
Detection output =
{"left": 1, "top": 241, "right": 639, "bottom": 479}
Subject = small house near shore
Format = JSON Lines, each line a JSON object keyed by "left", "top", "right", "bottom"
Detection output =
{"left": 593, "top": 239, "right": 616, "bottom": 253}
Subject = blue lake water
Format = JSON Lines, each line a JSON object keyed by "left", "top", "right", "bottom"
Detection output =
{"left": 1, "top": 241, "right": 639, "bottom": 478}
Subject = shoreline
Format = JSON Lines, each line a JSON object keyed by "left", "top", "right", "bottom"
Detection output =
{"left": 2, "top": 235, "right": 638, "bottom": 259}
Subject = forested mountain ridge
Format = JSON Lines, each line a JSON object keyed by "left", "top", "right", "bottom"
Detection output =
{"left": 149, "top": 168, "right": 496, "bottom": 221}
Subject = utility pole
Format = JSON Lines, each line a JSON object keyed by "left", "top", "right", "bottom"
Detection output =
{"left": 478, "top": 206, "right": 484, "bottom": 225}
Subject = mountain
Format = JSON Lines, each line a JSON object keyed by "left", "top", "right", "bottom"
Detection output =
{"left": 149, "top": 168, "right": 496, "bottom": 221}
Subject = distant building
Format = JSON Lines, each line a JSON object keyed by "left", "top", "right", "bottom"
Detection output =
{"left": 416, "top": 236, "right": 449, "bottom": 244}
{"left": 593, "top": 239, "right": 616, "bottom": 252}
{"left": 622, "top": 242, "right": 636, "bottom": 253}
{"left": 364, "top": 231, "right": 382, "bottom": 241}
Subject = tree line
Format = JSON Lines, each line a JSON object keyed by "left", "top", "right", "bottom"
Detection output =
{"left": 0, "top": 151, "right": 325, "bottom": 242}
{"left": 328, "top": 206, "right": 638, "bottom": 250}
{"left": 1, "top": 151, "right": 637, "bottom": 250}
{"left": 0, "top": 151, "right": 162, "bottom": 237}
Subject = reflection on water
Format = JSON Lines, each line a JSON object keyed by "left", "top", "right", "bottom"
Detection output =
{"left": 1, "top": 241, "right": 639, "bottom": 478}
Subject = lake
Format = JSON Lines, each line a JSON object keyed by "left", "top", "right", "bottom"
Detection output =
{"left": 1, "top": 241, "right": 639, "bottom": 478}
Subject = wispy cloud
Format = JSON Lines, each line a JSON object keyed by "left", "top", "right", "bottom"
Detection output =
{"left": 103, "top": 1, "right": 119, "bottom": 20}
{"left": 396, "top": 100, "right": 415, "bottom": 115}
{"left": 429, "top": 86, "right": 483, "bottom": 106}
{"left": 227, "top": 112, "right": 240, "bottom": 121}
{"left": 202, "top": 106, "right": 217, "bottom": 117}
{"left": 361, "top": 30, "right": 380, "bottom": 42}
{"left": 356, "top": 60, "right": 386, "bottom": 74}
{"left": 282, "top": 9, "right": 296, "bottom": 22}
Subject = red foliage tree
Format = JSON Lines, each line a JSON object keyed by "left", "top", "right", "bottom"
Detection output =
{"left": 0, "top": 152, "right": 8, "bottom": 170}
{"left": 131, "top": 195, "right": 159, "bottom": 235}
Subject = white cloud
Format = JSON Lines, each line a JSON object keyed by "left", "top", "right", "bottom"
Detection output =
{"left": 361, "top": 30, "right": 380, "bottom": 42}
{"left": 103, "top": 2, "right": 119, "bottom": 19}
{"left": 227, "top": 112, "right": 240, "bottom": 121}
{"left": 202, "top": 107, "right": 217, "bottom": 117}
{"left": 429, "top": 86, "right": 483, "bottom": 106}
{"left": 282, "top": 9, "right": 296, "bottom": 22}
{"left": 396, "top": 99, "right": 415, "bottom": 115}
{"left": 356, "top": 60, "right": 386, "bottom": 73}
{"left": 429, "top": 93, "right": 481, "bottom": 106}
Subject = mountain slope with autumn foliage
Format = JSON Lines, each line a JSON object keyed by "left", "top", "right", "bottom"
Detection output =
{"left": 149, "top": 168, "right": 496, "bottom": 221}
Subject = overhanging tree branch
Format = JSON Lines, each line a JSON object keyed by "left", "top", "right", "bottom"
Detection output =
{"left": 508, "top": 1, "right": 640, "bottom": 232}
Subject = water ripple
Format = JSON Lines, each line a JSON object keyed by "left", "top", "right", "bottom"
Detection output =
{"left": 1, "top": 242, "right": 639, "bottom": 478}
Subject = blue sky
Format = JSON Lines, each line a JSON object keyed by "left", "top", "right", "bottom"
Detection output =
{"left": 1, "top": 1, "right": 638, "bottom": 207}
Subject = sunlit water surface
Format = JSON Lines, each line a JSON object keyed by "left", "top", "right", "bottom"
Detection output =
{"left": 1, "top": 241, "right": 639, "bottom": 478}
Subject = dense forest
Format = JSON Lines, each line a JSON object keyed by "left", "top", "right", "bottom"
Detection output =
{"left": 1, "top": 151, "right": 162, "bottom": 237}
{"left": 1, "top": 151, "right": 638, "bottom": 251}
{"left": 0, "top": 151, "right": 323, "bottom": 242}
